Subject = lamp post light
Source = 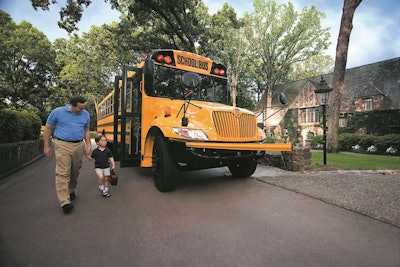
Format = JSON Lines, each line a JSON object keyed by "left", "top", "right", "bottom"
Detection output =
{"left": 314, "top": 76, "right": 332, "bottom": 165}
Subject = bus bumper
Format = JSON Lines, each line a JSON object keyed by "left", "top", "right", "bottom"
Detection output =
{"left": 185, "top": 142, "right": 292, "bottom": 152}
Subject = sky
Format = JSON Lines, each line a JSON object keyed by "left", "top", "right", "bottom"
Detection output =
{"left": 1, "top": 0, "right": 399, "bottom": 68}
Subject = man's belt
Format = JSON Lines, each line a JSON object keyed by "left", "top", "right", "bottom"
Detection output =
{"left": 54, "top": 136, "right": 83, "bottom": 143}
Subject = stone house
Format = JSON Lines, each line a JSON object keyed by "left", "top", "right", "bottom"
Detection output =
{"left": 256, "top": 57, "right": 400, "bottom": 143}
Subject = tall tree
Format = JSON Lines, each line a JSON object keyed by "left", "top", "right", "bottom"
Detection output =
{"left": 0, "top": 11, "right": 55, "bottom": 117}
{"left": 202, "top": 3, "right": 246, "bottom": 107}
{"left": 112, "top": 0, "right": 210, "bottom": 53}
{"left": 31, "top": 0, "right": 92, "bottom": 33}
{"left": 31, "top": 0, "right": 209, "bottom": 53}
{"left": 327, "top": 0, "right": 362, "bottom": 153}
{"left": 244, "top": 0, "right": 331, "bottom": 131}
{"left": 52, "top": 24, "right": 128, "bottom": 117}
{"left": 288, "top": 54, "right": 334, "bottom": 81}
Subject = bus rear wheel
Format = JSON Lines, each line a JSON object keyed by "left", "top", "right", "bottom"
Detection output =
{"left": 228, "top": 160, "right": 258, "bottom": 178}
{"left": 152, "top": 134, "right": 175, "bottom": 192}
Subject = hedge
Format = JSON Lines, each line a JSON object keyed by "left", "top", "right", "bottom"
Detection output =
{"left": 0, "top": 109, "right": 42, "bottom": 143}
{"left": 310, "top": 133, "right": 400, "bottom": 156}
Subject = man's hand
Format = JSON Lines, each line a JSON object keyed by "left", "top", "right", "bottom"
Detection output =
{"left": 43, "top": 123, "right": 53, "bottom": 157}
{"left": 85, "top": 144, "right": 91, "bottom": 155}
{"left": 44, "top": 146, "right": 52, "bottom": 157}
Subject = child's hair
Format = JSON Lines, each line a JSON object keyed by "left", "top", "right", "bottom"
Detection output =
{"left": 95, "top": 135, "right": 106, "bottom": 143}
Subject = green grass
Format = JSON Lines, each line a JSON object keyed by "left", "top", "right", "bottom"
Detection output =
{"left": 311, "top": 151, "right": 400, "bottom": 170}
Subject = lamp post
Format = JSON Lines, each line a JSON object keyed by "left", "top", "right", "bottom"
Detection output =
{"left": 314, "top": 76, "right": 332, "bottom": 165}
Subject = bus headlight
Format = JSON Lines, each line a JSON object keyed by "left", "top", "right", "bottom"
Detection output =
{"left": 173, "top": 128, "right": 209, "bottom": 141}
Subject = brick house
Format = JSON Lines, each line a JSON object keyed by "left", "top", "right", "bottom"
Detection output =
{"left": 256, "top": 57, "right": 400, "bottom": 143}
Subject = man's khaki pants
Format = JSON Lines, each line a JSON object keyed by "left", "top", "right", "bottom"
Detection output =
{"left": 54, "top": 140, "right": 85, "bottom": 207}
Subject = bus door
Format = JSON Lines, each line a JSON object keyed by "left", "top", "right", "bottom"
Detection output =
{"left": 113, "top": 65, "right": 142, "bottom": 167}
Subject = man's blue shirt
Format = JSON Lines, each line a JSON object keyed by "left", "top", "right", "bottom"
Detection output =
{"left": 47, "top": 104, "right": 90, "bottom": 141}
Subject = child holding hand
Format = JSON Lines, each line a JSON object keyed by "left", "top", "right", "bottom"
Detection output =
{"left": 86, "top": 135, "right": 115, "bottom": 197}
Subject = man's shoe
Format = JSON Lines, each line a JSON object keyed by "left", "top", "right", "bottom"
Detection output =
{"left": 70, "top": 192, "right": 76, "bottom": 200}
{"left": 62, "top": 203, "right": 74, "bottom": 214}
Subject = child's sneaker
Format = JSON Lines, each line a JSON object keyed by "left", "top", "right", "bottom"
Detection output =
{"left": 102, "top": 190, "right": 111, "bottom": 198}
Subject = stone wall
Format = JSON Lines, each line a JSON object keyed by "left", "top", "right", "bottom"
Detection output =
{"left": 0, "top": 139, "right": 44, "bottom": 179}
{"left": 260, "top": 145, "right": 311, "bottom": 172}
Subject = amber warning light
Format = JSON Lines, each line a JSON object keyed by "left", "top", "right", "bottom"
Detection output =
{"left": 213, "top": 68, "right": 225, "bottom": 76}
{"left": 156, "top": 54, "right": 172, "bottom": 64}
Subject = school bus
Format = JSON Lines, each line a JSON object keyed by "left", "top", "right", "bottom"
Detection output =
{"left": 97, "top": 49, "right": 292, "bottom": 192}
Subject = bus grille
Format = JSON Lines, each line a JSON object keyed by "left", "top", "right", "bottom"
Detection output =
{"left": 212, "top": 111, "right": 257, "bottom": 138}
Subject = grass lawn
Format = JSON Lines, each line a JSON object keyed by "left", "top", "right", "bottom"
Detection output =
{"left": 311, "top": 150, "right": 400, "bottom": 170}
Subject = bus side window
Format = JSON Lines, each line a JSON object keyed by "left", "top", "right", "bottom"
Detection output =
{"left": 132, "top": 76, "right": 141, "bottom": 114}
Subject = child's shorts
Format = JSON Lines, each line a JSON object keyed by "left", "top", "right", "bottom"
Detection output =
{"left": 95, "top": 167, "right": 111, "bottom": 176}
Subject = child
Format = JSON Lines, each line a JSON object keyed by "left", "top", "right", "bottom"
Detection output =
{"left": 86, "top": 135, "right": 115, "bottom": 197}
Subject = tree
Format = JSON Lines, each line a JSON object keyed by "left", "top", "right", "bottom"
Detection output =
{"left": 243, "top": 0, "right": 331, "bottom": 131}
{"left": 31, "top": 0, "right": 209, "bottom": 53}
{"left": 31, "top": 0, "right": 92, "bottom": 33}
{"left": 113, "top": 0, "right": 212, "bottom": 53}
{"left": 51, "top": 23, "right": 131, "bottom": 127}
{"left": 201, "top": 3, "right": 247, "bottom": 107}
{"left": 0, "top": 10, "right": 55, "bottom": 119}
{"left": 327, "top": 0, "right": 362, "bottom": 153}
{"left": 288, "top": 54, "right": 334, "bottom": 81}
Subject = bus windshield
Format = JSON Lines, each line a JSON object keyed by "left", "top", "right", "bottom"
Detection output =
{"left": 148, "top": 65, "right": 230, "bottom": 104}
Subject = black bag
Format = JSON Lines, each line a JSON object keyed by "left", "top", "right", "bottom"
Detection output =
{"left": 109, "top": 169, "right": 118, "bottom": 186}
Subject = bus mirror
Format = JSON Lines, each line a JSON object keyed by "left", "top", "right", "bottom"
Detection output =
{"left": 181, "top": 72, "right": 201, "bottom": 89}
{"left": 279, "top": 93, "right": 289, "bottom": 106}
{"left": 144, "top": 59, "right": 155, "bottom": 78}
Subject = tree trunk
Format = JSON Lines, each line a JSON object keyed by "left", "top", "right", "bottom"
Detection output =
{"left": 327, "top": 0, "right": 362, "bottom": 153}
{"left": 265, "top": 83, "right": 273, "bottom": 136}
{"left": 231, "top": 73, "right": 237, "bottom": 107}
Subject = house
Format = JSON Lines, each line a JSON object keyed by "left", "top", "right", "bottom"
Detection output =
{"left": 256, "top": 57, "right": 400, "bottom": 143}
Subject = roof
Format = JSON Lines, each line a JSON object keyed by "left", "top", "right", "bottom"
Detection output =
{"left": 258, "top": 57, "right": 400, "bottom": 112}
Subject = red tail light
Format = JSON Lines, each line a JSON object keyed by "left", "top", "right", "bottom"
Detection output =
{"left": 156, "top": 54, "right": 164, "bottom": 62}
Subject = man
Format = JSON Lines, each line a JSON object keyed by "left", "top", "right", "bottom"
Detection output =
{"left": 43, "top": 95, "right": 91, "bottom": 214}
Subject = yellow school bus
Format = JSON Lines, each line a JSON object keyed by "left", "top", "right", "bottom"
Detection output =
{"left": 97, "top": 49, "right": 292, "bottom": 192}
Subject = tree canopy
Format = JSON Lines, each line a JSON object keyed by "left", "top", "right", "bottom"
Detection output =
{"left": 243, "top": 0, "right": 331, "bottom": 111}
{"left": 8, "top": 0, "right": 335, "bottom": 123}
{"left": 0, "top": 10, "right": 55, "bottom": 120}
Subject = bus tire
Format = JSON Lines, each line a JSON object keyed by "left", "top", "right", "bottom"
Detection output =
{"left": 228, "top": 160, "right": 258, "bottom": 178}
{"left": 152, "top": 134, "right": 175, "bottom": 192}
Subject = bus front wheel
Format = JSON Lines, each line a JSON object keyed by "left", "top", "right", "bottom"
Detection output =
{"left": 152, "top": 134, "right": 175, "bottom": 192}
{"left": 228, "top": 160, "right": 258, "bottom": 178}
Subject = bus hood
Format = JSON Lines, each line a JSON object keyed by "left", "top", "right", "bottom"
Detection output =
{"left": 154, "top": 99, "right": 261, "bottom": 142}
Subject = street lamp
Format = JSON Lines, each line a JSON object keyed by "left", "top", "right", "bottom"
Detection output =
{"left": 314, "top": 76, "right": 332, "bottom": 165}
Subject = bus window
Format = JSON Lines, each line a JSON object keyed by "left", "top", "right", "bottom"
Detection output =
{"left": 148, "top": 65, "right": 229, "bottom": 104}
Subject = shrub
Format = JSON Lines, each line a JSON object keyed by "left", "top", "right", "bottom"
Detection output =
{"left": 265, "top": 136, "right": 275, "bottom": 143}
{"left": 338, "top": 133, "right": 400, "bottom": 156}
{"left": 366, "top": 145, "right": 377, "bottom": 153}
{"left": 0, "top": 109, "right": 42, "bottom": 143}
{"left": 310, "top": 135, "right": 323, "bottom": 150}
{"left": 342, "top": 110, "right": 400, "bottom": 135}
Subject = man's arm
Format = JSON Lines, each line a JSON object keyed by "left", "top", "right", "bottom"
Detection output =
{"left": 43, "top": 123, "right": 54, "bottom": 157}
{"left": 84, "top": 128, "right": 91, "bottom": 155}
